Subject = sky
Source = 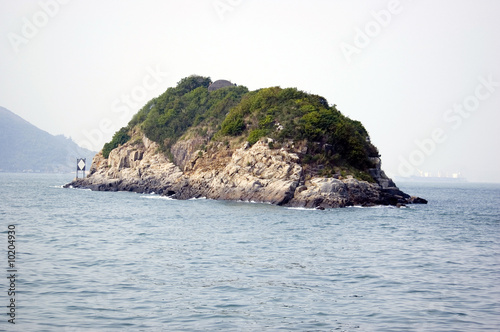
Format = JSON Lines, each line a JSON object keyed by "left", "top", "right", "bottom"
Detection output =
{"left": 1, "top": 0, "right": 499, "bottom": 182}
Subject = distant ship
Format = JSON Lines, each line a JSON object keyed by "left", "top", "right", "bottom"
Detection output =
{"left": 395, "top": 171, "right": 467, "bottom": 183}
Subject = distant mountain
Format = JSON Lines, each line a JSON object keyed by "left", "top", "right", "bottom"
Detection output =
{"left": 0, "top": 106, "right": 96, "bottom": 173}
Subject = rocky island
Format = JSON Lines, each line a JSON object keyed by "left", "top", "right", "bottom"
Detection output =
{"left": 65, "top": 76, "right": 426, "bottom": 208}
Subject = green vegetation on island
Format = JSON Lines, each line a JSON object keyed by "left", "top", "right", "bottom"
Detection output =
{"left": 103, "top": 75, "right": 380, "bottom": 181}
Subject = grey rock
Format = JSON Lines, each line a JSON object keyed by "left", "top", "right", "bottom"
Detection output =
{"left": 65, "top": 133, "right": 427, "bottom": 208}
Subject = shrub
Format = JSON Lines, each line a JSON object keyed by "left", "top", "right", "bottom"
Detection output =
{"left": 102, "top": 127, "right": 130, "bottom": 158}
{"left": 247, "top": 129, "right": 268, "bottom": 145}
{"left": 135, "top": 78, "right": 247, "bottom": 150}
{"left": 219, "top": 114, "right": 245, "bottom": 136}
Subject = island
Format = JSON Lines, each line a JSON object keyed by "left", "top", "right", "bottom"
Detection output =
{"left": 65, "top": 76, "right": 427, "bottom": 209}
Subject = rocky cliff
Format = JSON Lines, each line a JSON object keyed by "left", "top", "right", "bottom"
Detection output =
{"left": 66, "top": 132, "right": 426, "bottom": 208}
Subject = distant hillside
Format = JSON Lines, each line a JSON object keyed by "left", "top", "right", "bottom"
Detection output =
{"left": 0, "top": 106, "right": 96, "bottom": 173}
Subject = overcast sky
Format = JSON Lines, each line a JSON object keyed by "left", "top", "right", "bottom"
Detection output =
{"left": 1, "top": 0, "right": 499, "bottom": 182}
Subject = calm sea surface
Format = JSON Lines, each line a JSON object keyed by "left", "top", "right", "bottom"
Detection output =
{"left": 1, "top": 173, "right": 499, "bottom": 331}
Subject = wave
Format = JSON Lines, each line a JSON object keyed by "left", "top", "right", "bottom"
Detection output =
{"left": 346, "top": 205, "right": 407, "bottom": 209}
{"left": 139, "top": 194, "right": 174, "bottom": 200}
{"left": 287, "top": 204, "right": 409, "bottom": 211}
{"left": 235, "top": 200, "right": 272, "bottom": 205}
{"left": 63, "top": 185, "right": 92, "bottom": 191}
{"left": 286, "top": 207, "right": 318, "bottom": 211}
{"left": 188, "top": 197, "right": 207, "bottom": 200}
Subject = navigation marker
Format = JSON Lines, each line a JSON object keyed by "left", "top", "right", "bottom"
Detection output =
{"left": 76, "top": 158, "right": 86, "bottom": 178}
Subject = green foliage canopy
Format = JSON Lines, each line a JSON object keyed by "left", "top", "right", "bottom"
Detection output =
{"left": 128, "top": 75, "right": 248, "bottom": 150}
{"left": 215, "top": 86, "right": 378, "bottom": 171}
{"left": 103, "top": 76, "right": 380, "bottom": 179}
{"left": 102, "top": 127, "right": 130, "bottom": 158}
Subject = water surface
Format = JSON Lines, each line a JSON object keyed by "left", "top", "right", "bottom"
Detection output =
{"left": 1, "top": 173, "right": 499, "bottom": 331}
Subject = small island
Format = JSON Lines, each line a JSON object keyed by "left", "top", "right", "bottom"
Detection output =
{"left": 65, "top": 76, "right": 426, "bottom": 208}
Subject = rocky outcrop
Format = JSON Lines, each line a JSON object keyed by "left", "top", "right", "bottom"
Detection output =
{"left": 182, "top": 140, "right": 303, "bottom": 205}
{"left": 77, "top": 135, "right": 185, "bottom": 194}
{"left": 65, "top": 134, "right": 427, "bottom": 208}
{"left": 170, "top": 137, "right": 207, "bottom": 170}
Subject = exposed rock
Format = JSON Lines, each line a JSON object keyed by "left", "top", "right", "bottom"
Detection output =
{"left": 71, "top": 135, "right": 185, "bottom": 195}
{"left": 187, "top": 140, "right": 303, "bottom": 205}
{"left": 171, "top": 137, "right": 207, "bottom": 170}
{"left": 65, "top": 134, "right": 427, "bottom": 208}
{"left": 208, "top": 79, "right": 236, "bottom": 91}
{"left": 408, "top": 196, "right": 428, "bottom": 204}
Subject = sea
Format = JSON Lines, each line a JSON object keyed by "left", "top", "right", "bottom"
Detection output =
{"left": 1, "top": 173, "right": 499, "bottom": 331}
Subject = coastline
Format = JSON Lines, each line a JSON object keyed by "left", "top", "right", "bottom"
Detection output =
{"left": 64, "top": 136, "right": 427, "bottom": 209}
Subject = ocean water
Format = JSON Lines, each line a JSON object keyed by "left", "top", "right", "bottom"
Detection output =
{"left": 1, "top": 173, "right": 499, "bottom": 331}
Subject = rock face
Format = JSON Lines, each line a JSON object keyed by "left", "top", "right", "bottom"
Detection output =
{"left": 65, "top": 133, "right": 426, "bottom": 208}
{"left": 208, "top": 79, "right": 235, "bottom": 91}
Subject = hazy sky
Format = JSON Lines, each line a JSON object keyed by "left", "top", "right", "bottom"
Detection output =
{"left": 1, "top": 0, "right": 499, "bottom": 182}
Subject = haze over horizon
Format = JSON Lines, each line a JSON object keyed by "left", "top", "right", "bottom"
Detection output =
{"left": 1, "top": 0, "right": 499, "bottom": 182}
